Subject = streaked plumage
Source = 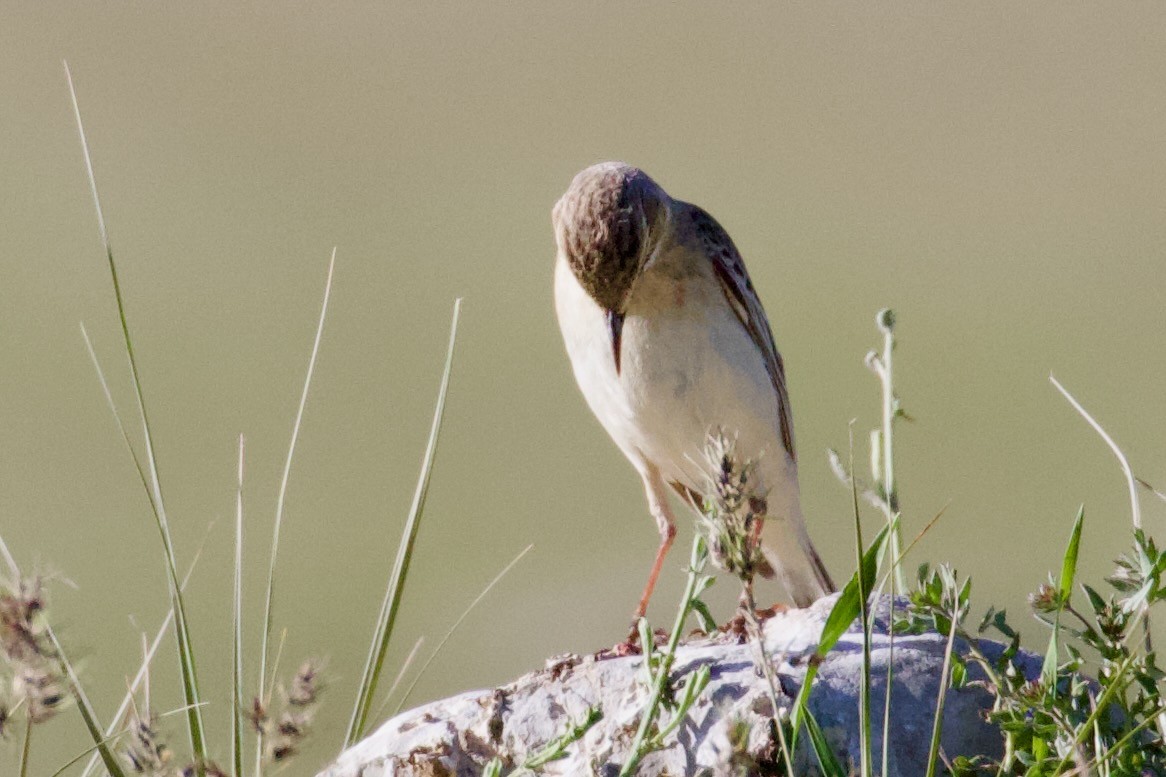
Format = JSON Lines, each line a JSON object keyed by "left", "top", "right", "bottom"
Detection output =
{"left": 552, "top": 162, "right": 834, "bottom": 616}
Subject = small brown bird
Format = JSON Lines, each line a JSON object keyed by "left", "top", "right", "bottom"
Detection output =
{"left": 552, "top": 162, "right": 835, "bottom": 620}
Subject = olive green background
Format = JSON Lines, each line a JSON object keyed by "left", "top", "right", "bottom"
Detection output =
{"left": 3, "top": 3, "right": 1165, "bottom": 772}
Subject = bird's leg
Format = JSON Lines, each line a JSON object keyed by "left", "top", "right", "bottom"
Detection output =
{"left": 626, "top": 468, "right": 678, "bottom": 644}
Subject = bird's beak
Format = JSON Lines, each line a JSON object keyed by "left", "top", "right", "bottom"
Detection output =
{"left": 607, "top": 309, "right": 625, "bottom": 375}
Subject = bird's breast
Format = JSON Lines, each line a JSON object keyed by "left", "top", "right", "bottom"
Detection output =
{"left": 554, "top": 256, "right": 791, "bottom": 493}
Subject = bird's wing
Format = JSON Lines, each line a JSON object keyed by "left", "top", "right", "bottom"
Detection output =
{"left": 684, "top": 203, "right": 796, "bottom": 462}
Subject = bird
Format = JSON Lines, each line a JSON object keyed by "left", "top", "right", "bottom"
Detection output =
{"left": 551, "top": 161, "right": 835, "bottom": 622}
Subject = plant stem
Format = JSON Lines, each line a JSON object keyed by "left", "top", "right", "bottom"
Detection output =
{"left": 851, "top": 426, "right": 873, "bottom": 777}
{"left": 619, "top": 536, "right": 710, "bottom": 777}
{"left": 19, "top": 715, "right": 32, "bottom": 777}
{"left": 741, "top": 581, "right": 795, "bottom": 773}
{"left": 876, "top": 309, "right": 906, "bottom": 593}
{"left": 925, "top": 613, "right": 960, "bottom": 777}
{"left": 881, "top": 555, "right": 895, "bottom": 777}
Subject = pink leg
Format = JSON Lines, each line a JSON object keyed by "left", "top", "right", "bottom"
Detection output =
{"left": 633, "top": 521, "right": 677, "bottom": 621}
{"left": 631, "top": 466, "right": 679, "bottom": 624}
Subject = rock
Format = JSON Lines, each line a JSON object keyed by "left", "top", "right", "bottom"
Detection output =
{"left": 319, "top": 594, "right": 1039, "bottom": 776}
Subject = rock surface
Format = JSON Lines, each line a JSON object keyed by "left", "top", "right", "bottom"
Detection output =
{"left": 319, "top": 595, "right": 1038, "bottom": 776}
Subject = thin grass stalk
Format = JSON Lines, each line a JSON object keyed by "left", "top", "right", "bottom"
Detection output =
{"left": 256, "top": 249, "right": 336, "bottom": 776}
{"left": 395, "top": 543, "right": 532, "bottom": 713}
{"left": 265, "top": 629, "right": 288, "bottom": 708}
{"left": 233, "top": 435, "right": 246, "bottom": 777}
{"left": 618, "top": 536, "right": 709, "bottom": 777}
{"left": 78, "top": 549, "right": 204, "bottom": 777}
{"left": 924, "top": 613, "right": 960, "bottom": 777}
{"left": 65, "top": 61, "right": 207, "bottom": 766}
{"left": 48, "top": 626, "right": 129, "bottom": 777}
{"left": 373, "top": 636, "right": 425, "bottom": 722}
{"left": 19, "top": 715, "right": 33, "bottom": 777}
{"left": 788, "top": 519, "right": 893, "bottom": 753}
{"left": 881, "top": 547, "right": 895, "bottom": 777}
{"left": 1049, "top": 375, "right": 1140, "bottom": 530}
{"left": 80, "top": 324, "right": 156, "bottom": 516}
{"left": 54, "top": 705, "right": 203, "bottom": 777}
{"left": 849, "top": 426, "right": 873, "bottom": 777}
{"left": 345, "top": 298, "right": 463, "bottom": 746}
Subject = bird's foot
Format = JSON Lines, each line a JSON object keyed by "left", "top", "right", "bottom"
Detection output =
{"left": 594, "top": 620, "right": 668, "bottom": 660}
{"left": 722, "top": 599, "right": 788, "bottom": 642}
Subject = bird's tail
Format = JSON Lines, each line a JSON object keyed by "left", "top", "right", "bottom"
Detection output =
{"left": 758, "top": 500, "right": 835, "bottom": 608}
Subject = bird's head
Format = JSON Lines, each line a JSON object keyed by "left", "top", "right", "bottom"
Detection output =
{"left": 552, "top": 162, "right": 670, "bottom": 313}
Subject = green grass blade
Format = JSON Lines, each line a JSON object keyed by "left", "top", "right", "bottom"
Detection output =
{"left": 848, "top": 429, "right": 874, "bottom": 777}
{"left": 789, "top": 520, "right": 892, "bottom": 742}
{"left": 803, "top": 707, "right": 848, "bottom": 777}
{"left": 1058, "top": 506, "right": 1085, "bottom": 602}
{"left": 80, "top": 324, "right": 156, "bottom": 516}
{"left": 257, "top": 249, "right": 336, "bottom": 734}
{"left": 79, "top": 546, "right": 206, "bottom": 777}
{"left": 48, "top": 622, "right": 129, "bottom": 777}
{"left": 924, "top": 615, "right": 960, "bottom": 777}
{"left": 1041, "top": 506, "right": 1084, "bottom": 690}
{"left": 233, "top": 435, "right": 246, "bottom": 777}
{"left": 345, "top": 298, "right": 463, "bottom": 747}
{"left": 371, "top": 636, "right": 425, "bottom": 722}
{"left": 66, "top": 61, "right": 208, "bottom": 766}
{"left": 394, "top": 543, "right": 532, "bottom": 713}
{"left": 54, "top": 705, "right": 204, "bottom": 777}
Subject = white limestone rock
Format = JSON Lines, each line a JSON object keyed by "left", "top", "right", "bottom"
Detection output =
{"left": 319, "top": 594, "right": 1038, "bottom": 776}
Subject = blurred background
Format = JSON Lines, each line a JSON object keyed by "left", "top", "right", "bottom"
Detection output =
{"left": 2, "top": 2, "right": 1165, "bottom": 772}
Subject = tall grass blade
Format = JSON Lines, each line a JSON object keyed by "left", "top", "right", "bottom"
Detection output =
{"left": 372, "top": 636, "right": 425, "bottom": 722}
{"left": 345, "top": 298, "right": 463, "bottom": 747}
{"left": 66, "top": 61, "right": 207, "bottom": 766}
{"left": 233, "top": 435, "right": 246, "bottom": 777}
{"left": 789, "top": 519, "right": 892, "bottom": 745}
{"left": 1050, "top": 375, "right": 1140, "bottom": 529}
{"left": 258, "top": 248, "right": 336, "bottom": 710}
{"left": 79, "top": 548, "right": 206, "bottom": 777}
{"left": 849, "top": 428, "right": 874, "bottom": 777}
{"left": 254, "top": 249, "right": 335, "bottom": 775}
{"left": 80, "top": 324, "right": 155, "bottom": 511}
{"left": 395, "top": 543, "right": 532, "bottom": 713}
{"left": 48, "top": 615, "right": 129, "bottom": 776}
{"left": 924, "top": 615, "right": 960, "bottom": 777}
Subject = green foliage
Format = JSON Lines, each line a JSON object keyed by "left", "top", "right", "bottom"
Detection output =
{"left": 618, "top": 535, "right": 717, "bottom": 777}
{"left": 788, "top": 521, "right": 893, "bottom": 742}
{"left": 899, "top": 524, "right": 1166, "bottom": 776}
